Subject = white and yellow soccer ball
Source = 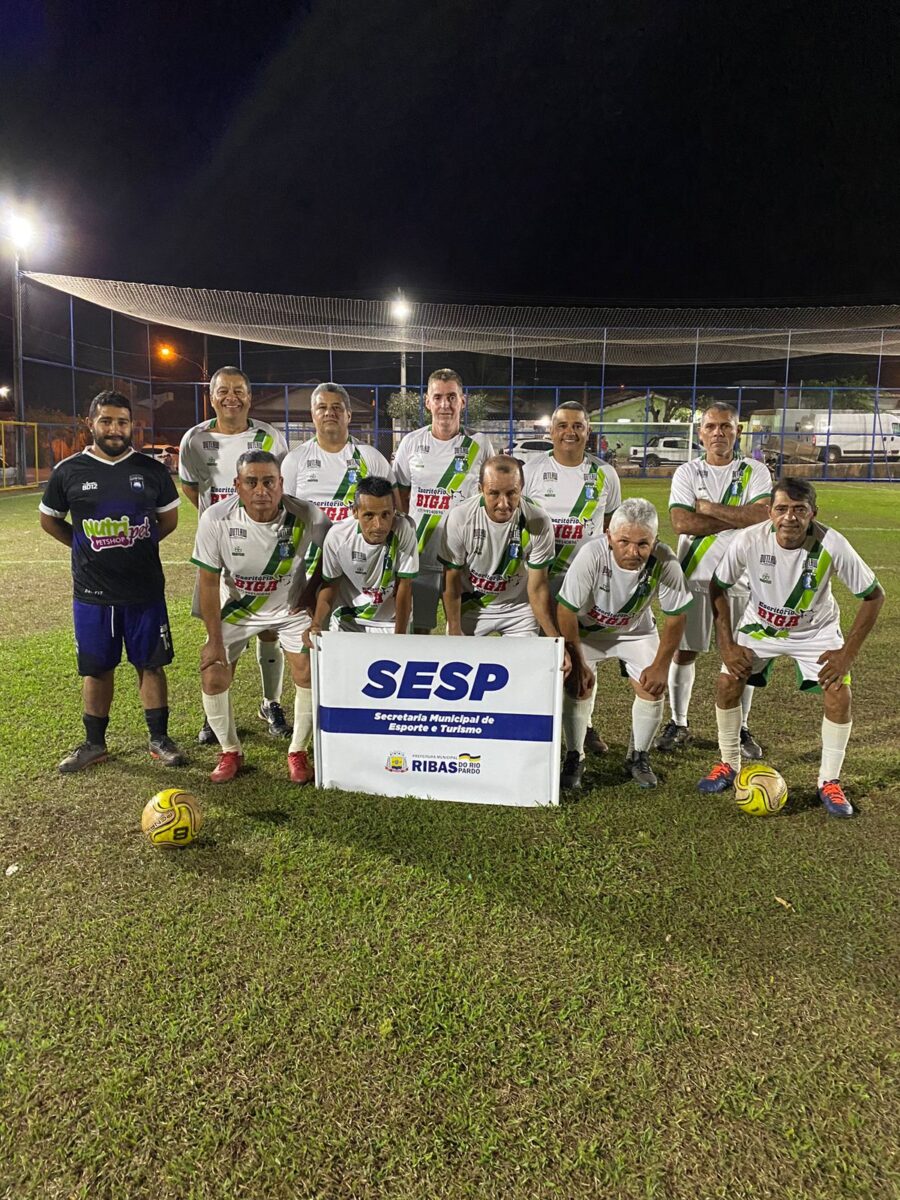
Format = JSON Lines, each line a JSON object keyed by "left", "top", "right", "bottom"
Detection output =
{"left": 734, "top": 764, "right": 788, "bottom": 816}
{"left": 141, "top": 788, "right": 202, "bottom": 846}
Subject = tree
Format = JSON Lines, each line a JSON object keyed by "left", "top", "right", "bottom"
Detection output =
{"left": 802, "top": 375, "right": 876, "bottom": 412}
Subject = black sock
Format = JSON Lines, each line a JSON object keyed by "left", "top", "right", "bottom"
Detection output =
{"left": 83, "top": 713, "right": 109, "bottom": 746}
{"left": 144, "top": 707, "right": 169, "bottom": 740}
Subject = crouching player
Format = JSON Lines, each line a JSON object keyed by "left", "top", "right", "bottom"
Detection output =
{"left": 306, "top": 477, "right": 418, "bottom": 636}
{"left": 191, "top": 451, "right": 328, "bottom": 784}
{"left": 440, "top": 455, "right": 563, "bottom": 639}
{"left": 700, "top": 477, "right": 884, "bottom": 816}
{"left": 556, "top": 498, "right": 693, "bottom": 791}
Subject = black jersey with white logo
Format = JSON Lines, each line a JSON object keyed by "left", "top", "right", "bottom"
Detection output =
{"left": 40, "top": 450, "right": 180, "bottom": 604}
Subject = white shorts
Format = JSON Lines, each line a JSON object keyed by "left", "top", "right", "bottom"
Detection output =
{"left": 410, "top": 568, "right": 443, "bottom": 630}
{"left": 217, "top": 610, "right": 312, "bottom": 662}
{"left": 724, "top": 625, "right": 847, "bottom": 692}
{"left": 581, "top": 629, "right": 659, "bottom": 682}
{"left": 681, "top": 583, "right": 748, "bottom": 654}
{"left": 330, "top": 611, "right": 399, "bottom": 635}
{"left": 460, "top": 603, "right": 538, "bottom": 638}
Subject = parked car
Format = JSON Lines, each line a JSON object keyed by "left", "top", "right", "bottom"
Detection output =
{"left": 507, "top": 437, "right": 553, "bottom": 464}
{"left": 629, "top": 436, "right": 700, "bottom": 467}
{"left": 141, "top": 443, "right": 180, "bottom": 472}
{"left": 809, "top": 411, "right": 900, "bottom": 462}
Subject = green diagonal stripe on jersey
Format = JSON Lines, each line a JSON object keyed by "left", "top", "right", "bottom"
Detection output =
{"left": 550, "top": 459, "right": 602, "bottom": 576}
{"left": 783, "top": 532, "right": 830, "bottom": 613}
{"left": 350, "top": 530, "right": 400, "bottom": 622}
{"left": 618, "top": 555, "right": 661, "bottom": 614}
{"left": 221, "top": 513, "right": 302, "bottom": 624}
{"left": 463, "top": 514, "right": 531, "bottom": 611}
{"left": 681, "top": 463, "right": 754, "bottom": 579}
{"left": 252, "top": 427, "right": 275, "bottom": 452}
{"left": 415, "top": 435, "right": 478, "bottom": 553}
{"left": 332, "top": 445, "right": 368, "bottom": 506}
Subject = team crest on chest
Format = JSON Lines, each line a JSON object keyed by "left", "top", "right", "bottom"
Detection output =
{"left": 472, "top": 529, "right": 487, "bottom": 553}
{"left": 129, "top": 474, "right": 144, "bottom": 491}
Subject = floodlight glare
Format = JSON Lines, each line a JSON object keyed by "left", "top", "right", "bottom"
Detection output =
{"left": 7, "top": 214, "right": 34, "bottom": 251}
{"left": 158, "top": 344, "right": 175, "bottom": 360}
{"left": 391, "top": 298, "right": 412, "bottom": 322}
{"left": 0, "top": 386, "right": 9, "bottom": 398}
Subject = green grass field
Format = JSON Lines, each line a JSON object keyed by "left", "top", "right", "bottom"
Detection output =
{"left": 1, "top": 480, "right": 898, "bottom": 1199}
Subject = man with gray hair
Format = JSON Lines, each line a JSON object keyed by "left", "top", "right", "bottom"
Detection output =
{"left": 280, "top": 382, "right": 394, "bottom": 525}
{"left": 555, "top": 497, "right": 693, "bottom": 791}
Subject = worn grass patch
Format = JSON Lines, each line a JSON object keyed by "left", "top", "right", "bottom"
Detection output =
{"left": 1, "top": 481, "right": 898, "bottom": 1199}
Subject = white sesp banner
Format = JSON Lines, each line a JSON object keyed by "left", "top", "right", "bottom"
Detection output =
{"left": 312, "top": 633, "right": 564, "bottom": 807}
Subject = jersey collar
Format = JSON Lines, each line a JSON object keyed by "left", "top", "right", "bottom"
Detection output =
{"left": 83, "top": 447, "right": 136, "bottom": 466}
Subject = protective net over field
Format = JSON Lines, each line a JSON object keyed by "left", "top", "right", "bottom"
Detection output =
{"left": 25, "top": 273, "right": 900, "bottom": 366}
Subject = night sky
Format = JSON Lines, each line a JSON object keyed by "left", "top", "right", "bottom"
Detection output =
{"left": 2, "top": 0, "right": 900, "bottom": 385}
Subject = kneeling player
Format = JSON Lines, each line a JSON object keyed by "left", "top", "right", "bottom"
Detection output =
{"left": 699, "top": 477, "right": 884, "bottom": 816}
{"left": 440, "top": 455, "right": 562, "bottom": 639}
{"left": 556, "top": 498, "right": 693, "bottom": 791}
{"left": 191, "top": 451, "right": 328, "bottom": 784}
{"left": 307, "top": 477, "right": 418, "bottom": 636}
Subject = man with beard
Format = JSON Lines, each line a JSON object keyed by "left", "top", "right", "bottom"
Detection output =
{"left": 39, "top": 391, "right": 186, "bottom": 773}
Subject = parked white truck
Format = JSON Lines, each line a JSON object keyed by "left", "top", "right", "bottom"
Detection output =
{"left": 629, "top": 435, "right": 700, "bottom": 467}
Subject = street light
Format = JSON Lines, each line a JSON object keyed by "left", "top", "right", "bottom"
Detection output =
{"left": 3, "top": 211, "right": 38, "bottom": 485}
{"left": 390, "top": 291, "right": 411, "bottom": 390}
{"left": 158, "top": 341, "right": 210, "bottom": 417}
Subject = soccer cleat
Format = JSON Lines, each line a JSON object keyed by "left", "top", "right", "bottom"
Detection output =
{"left": 149, "top": 736, "right": 188, "bottom": 767}
{"left": 58, "top": 741, "right": 108, "bottom": 775}
{"left": 197, "top": 719, "right": 219, "bottom": 747}
{"left": 560, "top": 750, "right": 585, "bottom": 791}
{"left": 287, "top": 750, "right": 314, "bottom": 784}
{"left": 655, "top": 720, "right": 693, "bottom": 752}
{"left": 584, "top": 726, "right": 609, "bottom": 756}
{"left": 629, "top": 751, "right": 658, "bottom": 789}
{"left": 819, "top": 779, "right": 854, "bottom": 818}
{"left": 210, "top": 750, "right": 243, "bottom": 784}
{"left": 740, "top": 726, "right": 764, "bottom": 761}
{"left": 258, "top": 700, "right": 291, "bottom": 738}
{"left": 697, "top": 762, "right": 737, "bottom": 794}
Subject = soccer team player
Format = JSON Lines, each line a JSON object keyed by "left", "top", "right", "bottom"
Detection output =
{"left": 39, "top": 391, "right": 186, "bottom": 772}
{"left": 522, "top": 400, "right": 622, "bottom": 754}
{"left": 191, "top": 451, "right": 328, "bottom": 784}
{"left": 179, "top": 366, "right": 292, "bottom": 742}
{"left": 393, "top": 369, "right": 494, "bottom": 633}
{"left": 656, "top": 401, "right": 772, "bottom": 758}
{"left": 42, "top": 379, "right": 885, "bottom": 816}
{"left": 700, "top": 476, "right": 884, "bottom": 816}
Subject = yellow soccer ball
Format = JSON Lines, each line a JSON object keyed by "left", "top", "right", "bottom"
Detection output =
{"left": 141, "top": 788, "right": 202, "bottom": 846}
{"left": 734, "top": 764, "right": 788, "bottom": 816}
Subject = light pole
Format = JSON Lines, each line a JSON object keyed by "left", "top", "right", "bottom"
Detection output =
{"left": 158, "top": 342, "right": 210, "bottom": 420}
{"left": 390, "top": 292, "right": 412, "bottom": 391}
{"left": 5, "top": 214, "right": 34, "bottom": 486}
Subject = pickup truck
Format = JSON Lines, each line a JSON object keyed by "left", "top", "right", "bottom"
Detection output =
{"left": 629, "top": 436, "right": 699, "bottom": 467}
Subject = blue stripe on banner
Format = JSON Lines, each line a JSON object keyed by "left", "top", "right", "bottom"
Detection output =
{"left": 319, "top": 706, "right": 553, "bottom": 743}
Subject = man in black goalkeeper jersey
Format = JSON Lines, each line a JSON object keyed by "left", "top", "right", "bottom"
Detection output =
{"left": 39, "top": 391, "right": 187, "bottom": 773}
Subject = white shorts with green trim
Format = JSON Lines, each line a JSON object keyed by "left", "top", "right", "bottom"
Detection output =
{"left": 723, "top": 624, "right": 848, "bottom": 692}
{"left": 217, "top": 610, "right": 312, "bottom": 662}
{"left": 460, "top": 603, "right": 538, "bottom": 637}
{"left": 580, "top": 629, "right": 660, "bottom": 682}
{"left": 680, "top": 583, "right": 748, "bottom": 654}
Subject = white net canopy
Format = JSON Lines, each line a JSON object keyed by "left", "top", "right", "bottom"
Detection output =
{"left": 25, "top": 273, "right": 900, "bottom": 366}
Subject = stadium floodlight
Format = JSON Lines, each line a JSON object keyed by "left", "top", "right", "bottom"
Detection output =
{"left": 7, "top": 213, "right": 35, "bottom": 251}
{"left": 0, "top": 386, "right": 9, "bottom": 398}
{"left": 390, "top": 296, "right": 412, "bottom": 322}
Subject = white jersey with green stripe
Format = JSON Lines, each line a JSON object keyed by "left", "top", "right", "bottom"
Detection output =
{"left": 713, "top": 520, "right": 879, "bottom": 639}
{"left": 669, "top": 456, "right": 772, "bottom": 585}
{"left": 191, "top": 494, "right": 328, "bottom": 623}
{"left": 522, "top": 451, "right": 621, "bottom": 576}
{"left": 393, "top": 427, "right": 494, "bottom": 570}
{"left": 281, "top": 436, "right": 394, "bottom": 524}
{"left": 178, "top": 419, "right": 288, "bottom": 512}
{"left": 439, "top": 494, "right": 556, "bottom": 612}
{"left": 558, "top": 538, "right": 693, "bottom": 637}
{"left": 322, "top": 514, "right": 419, "bottom": 627}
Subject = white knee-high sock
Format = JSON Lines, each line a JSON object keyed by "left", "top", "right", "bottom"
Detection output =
{"left": 289, "top": 687, "right": 314, "bottom": 753}
{"left": 740, "top": 684, "right": 754, "bottom": 728}
{"left": 632, "top": 697, "right": 664, "bottom": 753}
{"left": 202, "top": 690, "right": 241, "bottom": 753}
{"left": 257, "top": 639, "right": 284, "bottom": 704}
{"left": 668, "top": 661, "right": 695, "bottom": 726}
{"left": 819, "top": 717, "right": 852, "bottom": 786}
{"left": 562, "top": 681, "right": 597, "bottom": 759}
{"left": 716, "top": 705, "right": 742, "bottom": 771}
